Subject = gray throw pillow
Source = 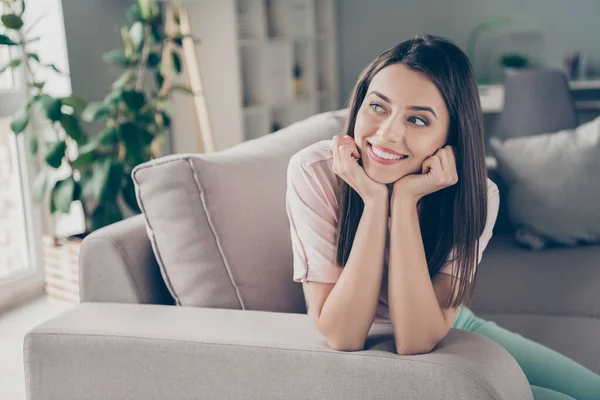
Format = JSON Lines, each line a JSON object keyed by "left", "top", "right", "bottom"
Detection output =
{"left": 490, "top": 116, "right": 600, "bottom": 249}
{"left": 132, "top": 110, "right": 348, "bottom": 312}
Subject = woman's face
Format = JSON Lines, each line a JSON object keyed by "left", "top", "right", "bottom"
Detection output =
{"left": 354, "top": 63, "right": 450, "bottom": 185}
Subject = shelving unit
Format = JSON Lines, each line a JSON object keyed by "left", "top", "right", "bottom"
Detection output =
{"left": 168, "top": 0, "right": 338, "bottom": 152}
{"left": 236, "top": 0, "right": 339, "bottom": 140}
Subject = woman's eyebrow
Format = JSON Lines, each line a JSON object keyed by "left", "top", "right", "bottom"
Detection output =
{"left": 369, "top": 90, "right": 393, "bottom": 104}
{"left": 408, "top": 105, "right": 437, "bottom": 119}
{"left": 368, "top": 90, "right": 438, "bottom": 119}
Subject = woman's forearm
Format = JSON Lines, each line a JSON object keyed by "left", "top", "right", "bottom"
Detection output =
{"left": 318, "top": 196, "right": 388, "bottom": 351}
{"left": 388, "top": 196, "right": 447, "bottom": 355}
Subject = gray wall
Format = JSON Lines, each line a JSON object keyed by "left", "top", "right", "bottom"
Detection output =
{"left": 61, "top": 0, "right": 130, "bottom": 108}
{"left": 336, "top": 0, "right": 600, "bottom": 105}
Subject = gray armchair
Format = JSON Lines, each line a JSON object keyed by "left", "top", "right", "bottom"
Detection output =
{"left": 25, "top": 110, "right": 559, "bottom": 400}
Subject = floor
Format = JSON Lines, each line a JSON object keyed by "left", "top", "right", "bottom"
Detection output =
{"left": 0, "top": 296, "right": 73, "bottom": 400}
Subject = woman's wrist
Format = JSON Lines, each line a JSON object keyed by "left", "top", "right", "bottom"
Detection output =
{"left": 363, "top": 191, "right": 389, "bottom": 210}
{"left": 391, "top": 191, "right": 419, "bottom": 213}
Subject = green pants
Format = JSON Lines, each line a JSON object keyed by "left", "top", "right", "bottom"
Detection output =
{"left": 452, "top": 306, "right": 600, "bottom": 400}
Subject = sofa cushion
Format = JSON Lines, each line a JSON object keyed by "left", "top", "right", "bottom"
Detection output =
{"left": 132, "top": 110, "right": 348, "bottom": 312}
{"left": 472, "top": 233, "right": 600, "bottom": 319}
{"left": 490, "top": 116, "right": 600, "bottom": 249}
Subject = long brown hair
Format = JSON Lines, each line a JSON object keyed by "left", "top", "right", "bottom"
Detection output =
{"left": 335, "top": 34, "right": 488, "bottom": 308}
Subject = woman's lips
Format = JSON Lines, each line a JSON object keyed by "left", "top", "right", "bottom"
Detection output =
{"left": 367, "top": 143, "right": 407, "bottom": 165}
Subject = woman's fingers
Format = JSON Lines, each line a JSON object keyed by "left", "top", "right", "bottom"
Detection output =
{"left": 436, "top": 147, "right": 450, "bottom": 172}
{"left": 429, "top": 146, "right": 458, "bottom": 186}
{"left": 438, "top": 146, "right": 458, "bottom": 184}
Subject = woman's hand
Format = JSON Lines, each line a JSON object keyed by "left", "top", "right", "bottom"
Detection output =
{"left": 332, "top": 135, "right": 387, "bottom": 203}
{"left": 392, "top": 145, "right": 459, "bottom": 204}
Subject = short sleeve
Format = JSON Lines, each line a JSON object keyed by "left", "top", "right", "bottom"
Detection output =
{"left": 286, "top": 152, "right": 343, "bottom": 283}
{"left": 439, "top": 179, "right": 500, "bottom": 278}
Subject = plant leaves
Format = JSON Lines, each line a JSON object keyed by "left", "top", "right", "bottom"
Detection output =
{"left": 102, "top": 162, "right": 124, "bottom": 203}
{"left": 29, "top": 135, "right": 38, "bottom": 155}
{"left": 79, "top": 171, "right": 96, "bottom": 202}
{"left": 150, "top": 21, "right": 164, "bottom": 42}
{"left": 126, "top": 3, "right": 143, "bottom": 22}
{"left": 1, "top": 14, "right": 23, "bottom": 30}
{"left": 122, "top": 90, "right": 145, "bottom": 111}
{"left": 72, "top": 146, "right": 96, "bottom": 170}
{"left": 147, "top": 52, "right": 160, "bottom": 68}
{"left": 111, "top": 70, "right": 132, "bottom": 90}
{"left": 25, "top": 94, "right": 42, "bottom": 111}
{"left": 59, "top": 113, "right": 86, "bottom": 144}
{"left": 102, "top": 49, "right": 130, "bottom": 67}
{"left": 172, "top": 84, "right": 194, "bottom": 95}
{"left": 129, "top": 21, "right": 144, "bottom": 50}
{"left": 171, "top": 51, "right": 182, "bottom": 73}
{"left": 10, "top": 110, "right": 29, "bottom": 134}
{"left": 97, "top": 126, "right": 119, "bottom": 145}
{"left": 137, "top": 0, "right": 159, "bottom": 22}
{"left": 52, "top": 178, "right": 75, "bottom": 214}
{"left": 160, "top": 111, "right": 171, "bottom": 128}
{"left": 61, "top": 95, "right": 87, "bottom": 114}
{"left": 103, "top": 91, "right": 122, "bottom": 106}
{"left": 52, "top": 177, "right": 76, "bottom": 214}
{"left": 122, "top": 176, "right": 141, "bottom": 213}
{"left": 27, "top": 52, "right": 40, "bottom": 62}
{"left": 46, "top": 63, "right": 64, "bottom": 74}
{"left": 82, "top": 102, "right": 110, "bottom": 122}
{"left": 119, "top": 122, "right": 153, "bottom": 165}
{"left": 0, "top": 58, "right": 21, "bottom": 73}
{"left": 0, "top": 34, "right": 18, "bottom": 45}
{"left": 73, "top": 181, "right": 82, "bottom": 202}
{"left": 29, "top": 81, "right": 45, "bottom": 90}
{"left": 154, "top": 71, "right": 164, "bottom": 90}
{"left": 90, "top": 202, "right": 123, "bottom": 232}
{"left": 39, "top": 95, "right": 63, "bottom": 121}
{"left": 89, "top": 158, "right": 123, "bottom": 203}
{"left": 44, "top": 140, "right": 66, "bottom": 168}
{"left": 32, "top": 170, "right": 47, "bottom": 202}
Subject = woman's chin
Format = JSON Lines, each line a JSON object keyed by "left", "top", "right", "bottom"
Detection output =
{"left": 365, "top": 170, "right": 404, "bottom": 185}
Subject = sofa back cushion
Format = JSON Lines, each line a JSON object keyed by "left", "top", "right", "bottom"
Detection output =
{"left": 133, "top": 110, "right": 347, "bottom": 313}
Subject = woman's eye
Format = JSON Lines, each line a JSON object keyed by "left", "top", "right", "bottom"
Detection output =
{"left": 408, "top": 116, "right": 428, "bottom": 126}
{"left": 369, "top": 102, "right": 385, "bottom": 113}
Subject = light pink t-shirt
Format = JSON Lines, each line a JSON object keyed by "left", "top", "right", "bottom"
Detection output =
{"left": 285, "top": 139, "right": 500, "bottom": 322}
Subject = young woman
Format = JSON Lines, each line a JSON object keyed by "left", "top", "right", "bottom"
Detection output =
{"left": 285, "top": 35, "right": 600, "bottom": 400}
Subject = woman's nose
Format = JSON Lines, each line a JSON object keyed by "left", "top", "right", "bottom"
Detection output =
{"left": 377, "top": 118, "right": 405, "bottom": 143}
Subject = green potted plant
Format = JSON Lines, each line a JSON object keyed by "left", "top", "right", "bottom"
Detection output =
{"left": 0, "top": 0, "right": 194, "bottom": 303}
{"left": 499, "top": 53, "right": 529, "bottom": 76}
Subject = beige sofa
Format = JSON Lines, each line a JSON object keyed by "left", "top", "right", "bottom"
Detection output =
{"left": 25, "top": 110, "right": 600, "bottom": 399}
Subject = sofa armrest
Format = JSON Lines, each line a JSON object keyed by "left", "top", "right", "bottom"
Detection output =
{"left": 79, "top": 215, "right": 173, "bottom": 305}
{"left": 25, "top": 303, "right": 532, "bottom": 400}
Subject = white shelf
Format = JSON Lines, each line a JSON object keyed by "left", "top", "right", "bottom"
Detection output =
{"left": 168, "top": 1, "right": 338, "bottom": 151}
{"left": 236, "top": 0, "right": 338, "bottom": 139}
{"left": 236, "top": 0, "right": 267, "bottom": 40}
{"left": 267, "top": 0, "right": 315, "bottom": 39}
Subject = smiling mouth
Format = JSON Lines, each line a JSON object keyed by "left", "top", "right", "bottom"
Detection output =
{"left": 367, "top": 143, "right": 408, "bottom": 162}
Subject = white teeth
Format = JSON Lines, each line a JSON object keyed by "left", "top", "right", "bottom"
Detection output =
{"left": 371, "top": 145, "right": 404, "bottom": 160}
